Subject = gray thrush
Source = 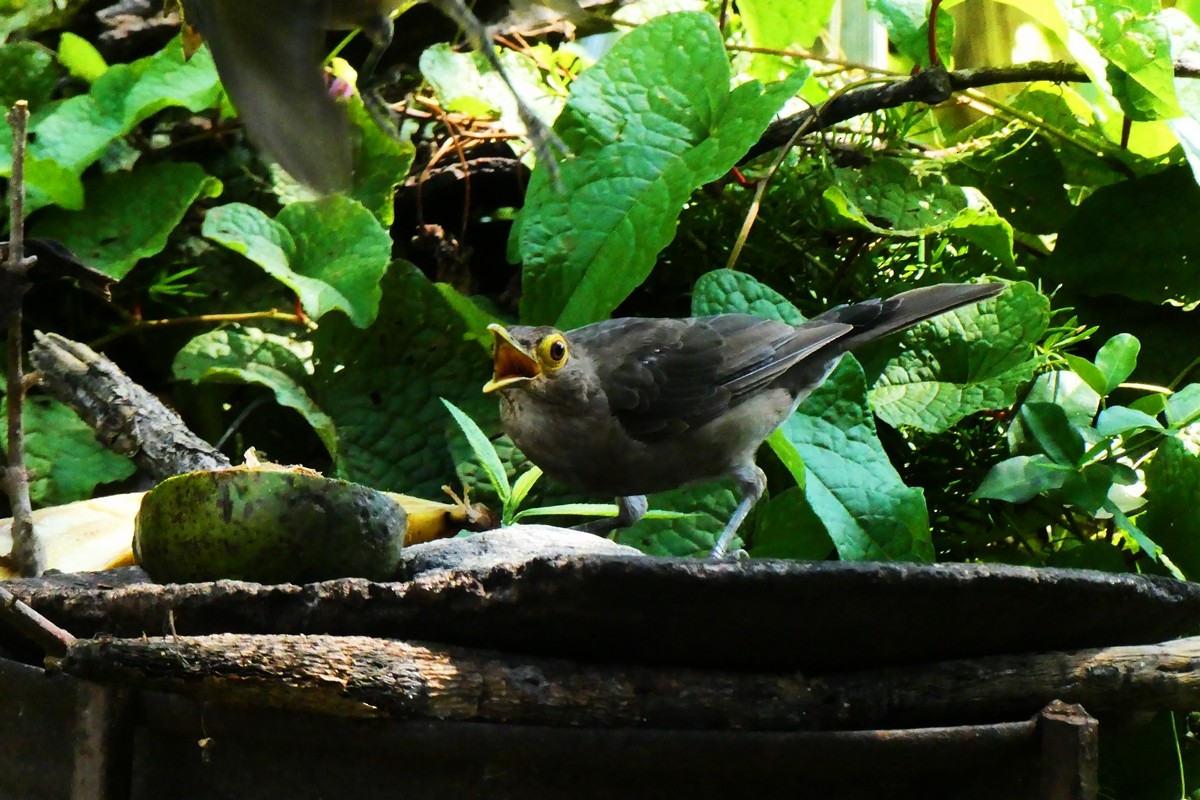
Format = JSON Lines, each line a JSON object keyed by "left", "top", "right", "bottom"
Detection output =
{"left": 483, "top": 281, "right": 1004, "bottom": 558}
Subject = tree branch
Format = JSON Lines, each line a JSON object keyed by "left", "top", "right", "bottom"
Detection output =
{"left": 742, "top": 60, "right": 1200, "bottom": 165}
{"left": 2, "top": 100, "right": 42, "bottom": 578}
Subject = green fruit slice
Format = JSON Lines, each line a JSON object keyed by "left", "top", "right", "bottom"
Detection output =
{"left": 134, "top": 468, "right": 406, "bottom": 584}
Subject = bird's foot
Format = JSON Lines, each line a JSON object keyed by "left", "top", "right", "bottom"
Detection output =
{"left": 708, "top": 544, "right": 749, "bottom": 562}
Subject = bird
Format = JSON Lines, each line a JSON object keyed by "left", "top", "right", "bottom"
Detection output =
{"left": 482, "top": 281, "right": 1005, "bottom": 559}
{"left": 181, "top": 0, "right": 568, "bottom": 193}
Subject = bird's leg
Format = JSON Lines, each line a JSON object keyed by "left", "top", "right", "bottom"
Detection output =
{"left": 578, "top": 494, "right": 648, "bottom": 535}
{"left": 427, "top": 0, "right": 568, "bottom": 181}
{"left": 709, "top": 465, "right": 766, "bottom": 560}
{"left": 357, "top": 12, "right": 394, "bottom": 85}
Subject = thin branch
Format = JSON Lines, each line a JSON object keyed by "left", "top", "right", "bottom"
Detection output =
{"left": 88, "top": 309, "right": 310, "bottom": 349}
{"left": 2, "top": 100, "right": 42, "bottom": 578}
{"left": 0, "top": 582, "right": 75, "bottom": 658}
{"left": 741, "top": 60, "right": 1200, "bottom": 165}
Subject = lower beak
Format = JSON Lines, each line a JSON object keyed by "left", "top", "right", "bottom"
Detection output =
{"left": 483, "top": 323, "right": 539, "bottom": 393}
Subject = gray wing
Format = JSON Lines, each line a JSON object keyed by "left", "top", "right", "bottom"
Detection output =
{"left": 184, "top": 0, "right": 352, "bottom": 193}
{"left": 577, "top": 315, "right": 851, "bottom": 440}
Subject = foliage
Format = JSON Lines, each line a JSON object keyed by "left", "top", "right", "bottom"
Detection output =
{"left": 6, "top": 0, "right": 1200, "bottom": 789}
{"left": 4, "top": 0, "right": 1198, "bottom": 569}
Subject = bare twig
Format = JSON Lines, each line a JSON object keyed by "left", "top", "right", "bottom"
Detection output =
{"left": 0, "top": 582, "right": 75, "bottom": 658}
{"left": 2, "top": 100, "right": 43, "bottom": 578}
{"left": 741, "top": 60, "right": 1200, "bottom": 165}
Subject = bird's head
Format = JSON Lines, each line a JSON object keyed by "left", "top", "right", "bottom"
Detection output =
{"left": 482, "top": 323, "right": 576, "bottom": 395}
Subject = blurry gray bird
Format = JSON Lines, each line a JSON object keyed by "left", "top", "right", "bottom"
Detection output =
{"left": 182, "top": 0, "right": 569, "bottom": 193}
{"left": 483, "top": 282, "right": 1004, "bottom": 559}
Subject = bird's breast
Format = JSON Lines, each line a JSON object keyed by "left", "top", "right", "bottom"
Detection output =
{"left": 498, "top": 386, "right": 796, "bottom": 497}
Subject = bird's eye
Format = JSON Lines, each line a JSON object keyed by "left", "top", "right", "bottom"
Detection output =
{"left": 539, "top": 334, "right": 569, "bottom": 367}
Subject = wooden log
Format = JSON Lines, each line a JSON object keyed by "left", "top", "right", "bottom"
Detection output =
{"left": 57, "top": 632, "right": 1200, "bottom": 731}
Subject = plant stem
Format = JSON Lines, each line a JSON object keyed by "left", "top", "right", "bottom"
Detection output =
{"left": 3, "top": 100, "right": 43, "bottom": 577}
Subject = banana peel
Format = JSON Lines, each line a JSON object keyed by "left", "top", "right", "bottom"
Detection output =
{"left": 0, "top": 482, "right": 495, "bottom": 581}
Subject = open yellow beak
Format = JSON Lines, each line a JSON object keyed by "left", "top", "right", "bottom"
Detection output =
{"left": 482, "top": 323, "right": 540, "bottom": 393}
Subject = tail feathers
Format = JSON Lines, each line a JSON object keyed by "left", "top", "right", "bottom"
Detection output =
{"left": 815, "top": 282, "right": 1004, "bottom": 351}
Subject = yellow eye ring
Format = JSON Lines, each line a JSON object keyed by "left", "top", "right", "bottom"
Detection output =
{"left": 538, "top": 334, "right": 569, "bottom": 368}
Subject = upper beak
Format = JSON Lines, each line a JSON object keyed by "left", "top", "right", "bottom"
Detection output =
{"left": 482, "top": 323, "right": 539, "bottom": 393}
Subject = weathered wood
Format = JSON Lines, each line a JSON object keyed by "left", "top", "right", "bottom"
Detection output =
{"left": 10, "top": 555, "right": 1200, "bottom": 675}
{"left": 29, "top": 332, "right": 231, "bottom": 480}
{"left": 56, "top": 632, "right": 1200, "bottom": 731}
{"left": 124, "top": 690, "right": 1047, "bottom": 800}
{"left": 0, "top": 659, "right": 132, "bottom": 800}
{"left": 1037, "top": 701, "right": 1098, "bottom": 800}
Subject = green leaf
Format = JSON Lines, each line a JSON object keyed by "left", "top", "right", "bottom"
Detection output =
{"left": 172, "top": 327, "right": 336, "bottom": 457}
{"left": 1095, "top": 405, "right": 1164, "bottom": 436}
{"left": 691, "top": 268, "right": 806, "bottom": 323}
{"left": 1094, "top": 333, "right": 1140, "bottom": 394}
{"left": 781, "top": 361, "right": 933, "bottom": 561}
{"left": 868, "top": 0, "right": 955, "bottom": 67}
{"left": 515, "top": 503, "right": 690, "bottom": 521}
{"left": 1041, "top": 167, "right": 1200, "bottom": 306}
{"left": 8, "top": 36, "right": 222, "bottom": 211}
{"left": 1142, "top": 424, "right": 1200, "bottom": 577}
{"left": 1054, "top": 0, "right": 1179, "bottom": 120}
{"left": 516, "top": 11, "right": 808, "bottom": 328}
{"left": 973, "top": 454, "right": 1071, "bottom": 503}
{"left": 1062, "top": 354, "right": 1110, "bottom": 398}
{"left": 766, "top": 428, "right": 806, "bottom": 488}
{"left": 0, "top": 41, "right": 58, "bottom": 108}
{"left": 1020, "top": 402, "right": 1086, "bottom": 466}
{"left": 421, "top": 44, "right": 563, "bottom": 148}
{"left": 943, "top": 130, "right": 1074, "bottom": 235}
{"left": 1162, "top": 9, "right": 1200, "bottom": 183}
{"left": 441, "top": 398, "right": 511, "bottom": 504}
{"left": 613, "top": 479, "right": 741, "bottom": 557}
{"left": 738, "top": 0, "right": 835, "bottom": 82}
{"left": 824, "top": 158, "right": 1015, "bottom": 268}
{"left": 1007, "top": 370, "right": 1100, "bottom": 454}
{"left": 508, "top": 465, "right": 543, "bottom": 517}
{"left": 28, "top": 162, "right": 222, "bottom": 279}
{"left": 203, "top": 197, "right": 391, "bottom": 328}
{"left": 748, "top": 487, "right": 835, "bottom": 560}
{"left": 1166, "top": 383, "right": 1200, "bottom": 428}
{"left": 57, "top": 31, "right": 107, "bottom": 82}
{"left": 311, "top": 263, "right": 500, "bottom": 497}
{"left": 8, "top": 396, "right": 136, "bottom": 507}
{"left": 690, "top": 267, "right": 930, "bottom": 561}
{"left": 1105, "top": 498, "right": 1163, "bottom": 561}
{"left": 1129, "top": 392, "right": 1168, "bottom": 416}
{"left": 1062, "top": 462, "right": 1118, "bottom": 514}
{"left": 868, "top": 281, "right": 1046, "bottom": 432}
{"left": 343, "top": 75, "right": 416, "bottom": 226}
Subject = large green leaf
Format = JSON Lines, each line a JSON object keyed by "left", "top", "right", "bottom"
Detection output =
{"left": 781, "top": 363, "right": 933, "bottom": 561}
{"left": 867, "top": 0, "right": 955, "bottom": 66}
{"left": 6, "top": 396, "right": 136, "bottom": 507}
{"left": 28, "top": 162, "right": 222, "bottom": 279}
{"left": 1054, "top": 0, "right": 1179, "bottom": 120}
{"left": 1142, "top": 424, "right": 1200, "bottom": 578}
{"left": 738, "top": 0, "right": 835, "bottom": 82}
{"left": 1, "top": 36, "right": 222, "bottom": 211}
{"left": 868, "top": 281, "right": 1047, "bottom": 432}
{"left": 172, "top": 327, "right": 336, "bottom": 457}
{"left": 1040, "top": 166, "right": 1200, "bottom": 306}
{"left": 311, "top": 262, "right": 498, "bottom": 496}
{"left": 515, "top": 11, "right": 808, "bottom": 329}
{"left": 824, "top": 158, "right": 1016, "bottom": 268}
{"left": 691, "top": 268, "right": 931, "bottom": 562}
{"left": 202, "top": 197, "right": 392, "bottom": 328}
